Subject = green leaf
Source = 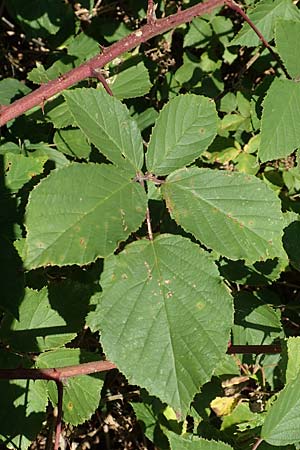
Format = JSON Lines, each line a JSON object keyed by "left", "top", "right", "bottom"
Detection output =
{"left": 261, "top": 371, "right": 300, "bottom": 445}
{"left": 221, "top": 402, "right": 264, "bottom": 432}
{"left": 283, "top": 212, "right": 300, "bottom": 271}
{"left": 134, "top": 107, "right": 159, "bottom": 131}
{"left": 275, "top": 20, "right": 300, "bottom": 80}
{"left": 131, "top": 392, "right": 169, "bottom": 450}
{"left": 4, "top": 153, "right": 47, "bottom": 193}
{"left": 108, "top": 62, "right": 151, "bottom": 99}
{"left": 259, "top": 79, "right": 300, "bottom": 162}
{"left": 0, "top": 78, "right": 30, "bottom": 105}
{"left": 218, "top": 114, "right": 248, "bottom": 135}
{"left": 0, "top": 379, "right": 47, "bottom": 450}
{"left": 231, "top": 0, "right": 300, "bottom": 47}
{"left": 5, "top": 0, "right": 69, "bottom": 38}
{"left": 235, "top": 153, "right": 259, "bottom": 175}
{"left": 45, "top": 99, "right": 75, "bottom": 128}
{"left": 0, "top": 351, "right": 47, "bottom": 450}
{"left": 27, "top": 57, "right": 76, "bottom": 84}
{"left": 167, "top": 431, "right": 233, "bottom": 450}
{"left": 36, "top": 349, "right": 105, "bottom": 425}
{"left": 92, "top": 234, "right": 233, "bottom": 416}
{"left": 101, "top": 21, "right": 131, "bottom": 43}
{"left": 54, "top": 128, "right": 91, "bottom": 159}
{"left": 27, "top": 143, "right": 70, "bottom": 168}
{"left": 232, "top": 291, "right": 282, "bottom": 346}
{"left": 212, "top": 16, "right": 235, "bottom": 47}
{"left": 162, "top": 167, "right": 284, "bottom": 263}
{"left": 146, "top": 94, "right": 218, "bottom": 176}
{"left": 0, "top": 282, "right": 93, "bottom": 352}
{"left": 67, "top": 32, "right": 99, "bottom": 63}
{"left": 31, "top": 95, "right": 76, "bottom": 128}
{"left": 24, "top": 163, "right": 147, "bottom": 268}
{"left": 286, "top": 337, "right": 300, "bottom": 383}
{"left": 184, "top": 17, "right": 213, "bottom": 48}
{"left": 218, "top": 257, "right": 287, "bottom": 286}
{"left": 64, "top": 88, "right": 144, "bottom": 171}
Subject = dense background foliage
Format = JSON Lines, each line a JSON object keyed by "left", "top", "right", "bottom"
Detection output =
{"left": 2, "top": 0, "right": 300, "bottom": 449}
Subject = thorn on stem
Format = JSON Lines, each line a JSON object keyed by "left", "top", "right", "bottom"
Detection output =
{"left": 41, "top": 97, "right": 46, "bottom": 115}
{"left": 92, "top": 69, "right": 113, "bottom": 96}
{"left": 147, "top": 0, "right": 157, "bottom": 25}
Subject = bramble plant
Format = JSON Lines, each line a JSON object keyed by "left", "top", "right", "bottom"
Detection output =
{"left": 2, "top": 0, "right": 300, "bottom": 449}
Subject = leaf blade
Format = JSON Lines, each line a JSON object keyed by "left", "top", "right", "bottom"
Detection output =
{"left": 36, "top": 349, "right": 105, "bottom": 426}
{"left": 24, "top": 164, "right": 147, "bottom": 268}
{"left": 64, "top": 88, "right": 144, "bottom": 171}
{"left": 162, "top": 167, "right": 284, "bottom": 263}
{"left": 275, "top": 19, "right": 300, "bottom": 80}
{"left": 259, "top": 79, "right": 300, "bottom": 162}
{"left": 167, "top": 431, "right": 233, "bottom": 450}
{"left": 146, "top": 94, "right": 218, "bottom": 176}
{"left": 261, "top": 372, "right": 300, "bottom": 445}
{"left": 231, "top": 0, "right": 300, "bottom": 47}
{"left": 90, "top": 234, "right": 233, "bottom": 416}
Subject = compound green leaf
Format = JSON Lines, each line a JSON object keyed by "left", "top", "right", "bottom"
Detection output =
{"left": 64, "top": 88, "right": 143, "bottom": 171}
{"left": 167, "top": 431, "right": 233, "bottom": 450}
{"left": 0, "top": 282, "right": 93, "bottom": 352}
{"left": 36, "top": 349, "right": 105, "bottom": 425}
{"left": 94, "top": 234, "right": 233, "bottom": 416}
{"left": 24, "top": 163, "right": 147, "bottom": 268}
{"left": 231, "top": 0, "right": 300, "bottom": 47}
{"left": 146, "top": 94, "right": 218, "bottom": 176}
{"left": 275, "top": 20, "right": 300, "bottom": 80}
{"left": 259, "top": 79, "right": 300, "bottom": 162}
{"left": 162, "top": 167, "right": 284, "bottom": 263}
{"left": 261, "top": 371, "right": 300, "bottom": 445}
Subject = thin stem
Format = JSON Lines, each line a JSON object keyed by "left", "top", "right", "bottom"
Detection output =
{"left": 138, "top": 178, "right": 154, "bottom": 241}
{"left": 0, "top": 344, "right": 282, "bottom": 384}
{"left": 225, "top": 0, "right": 291, "bottom": 79}
{"left": 227, "top": 344, "right": 281, "bottom": 355}
{"left": 0, "top": 0, "right": 225, "bottom": 126}
{"left": 134, "top": 173, "right": 165, "bottom": 185}
{"left": 252, "top": 437, "right": 263, "bottom": 450}
{"left": 54, "top": 381, "right": 63, "bottom": 450}
{"left": 146, "top": 206, "right": 153, "bottom": 241}
{"left": 0, "top": 360, "right": 116, "bottom": 381}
